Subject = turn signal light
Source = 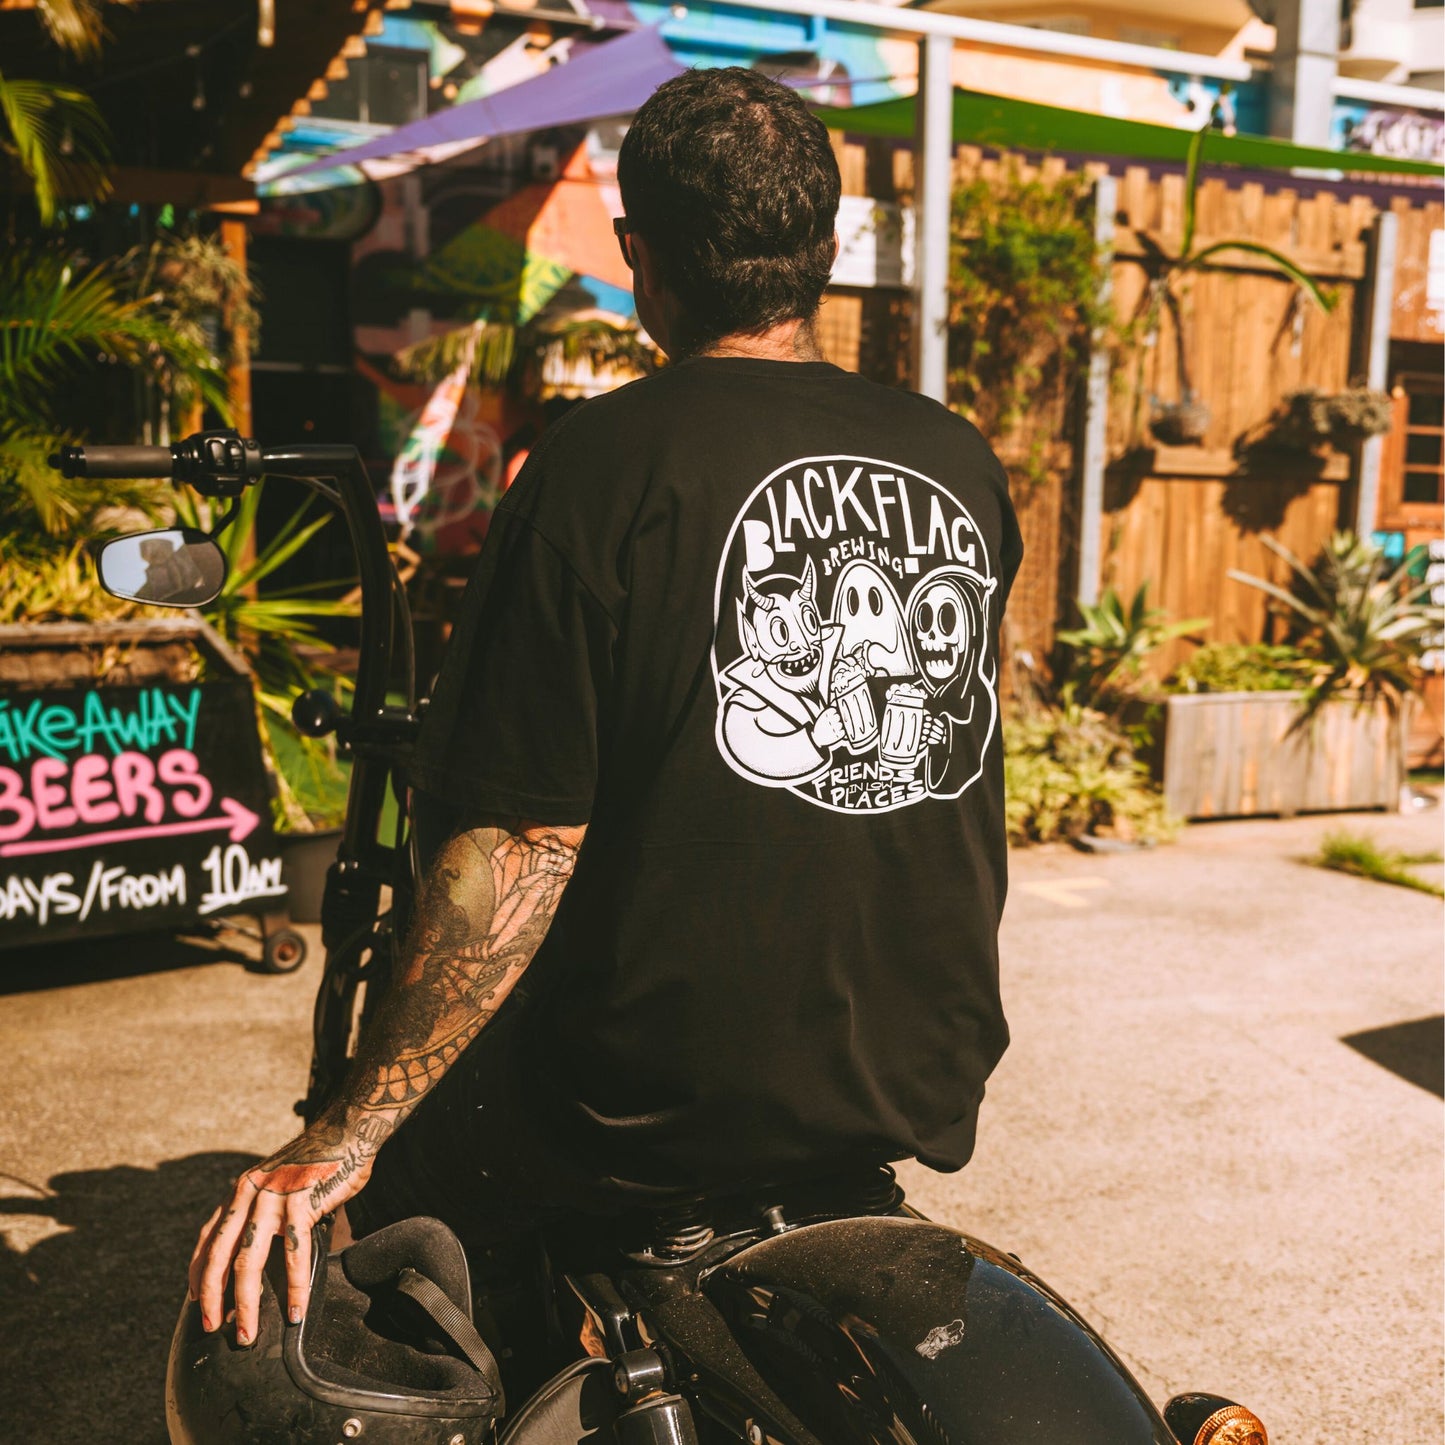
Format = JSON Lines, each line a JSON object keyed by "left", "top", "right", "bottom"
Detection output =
{"left": 1193, "top": 1403, "right": 1268, "bottom": 1445}
{"left": 1164, "top": 1393, "right": 1267, "bottom": 1445}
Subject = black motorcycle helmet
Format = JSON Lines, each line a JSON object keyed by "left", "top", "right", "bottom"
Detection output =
{"left": 167, "top": 1216, "right": 504, "bottom": 1444}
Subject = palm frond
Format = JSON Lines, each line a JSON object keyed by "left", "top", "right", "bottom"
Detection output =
{"left": 0, "top": 249, "right": 227, "bottom": 425}
{"left": 0, "top": 71, "right": 111, "bottom": 223}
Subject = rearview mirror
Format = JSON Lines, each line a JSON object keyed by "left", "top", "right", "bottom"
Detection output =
{"left": 97, "top": 528, "right": 228, "bottom": 608}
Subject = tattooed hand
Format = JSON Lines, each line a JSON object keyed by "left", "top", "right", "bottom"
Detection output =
{"left": 186, "top": 818, "right": 583, "bottom": 1347}
{"left": 187, "top": 1109, "right": 393, "bottom": 1343}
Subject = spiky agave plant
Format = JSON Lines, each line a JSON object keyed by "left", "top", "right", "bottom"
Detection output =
{"left": 1229, "top": 532, "right": 1444, "bottom": 751}
{"left": 1055, "top": 581, "right": 1208, "bottom": 711}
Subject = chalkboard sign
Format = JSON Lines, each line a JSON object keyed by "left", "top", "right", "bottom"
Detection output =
{"left": 0, "top": 676, "right": 288, "bottom": 947}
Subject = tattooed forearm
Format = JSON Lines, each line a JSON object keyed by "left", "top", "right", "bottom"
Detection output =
{"left": 297, "top": 821, "right": 583, "bottom": 1158}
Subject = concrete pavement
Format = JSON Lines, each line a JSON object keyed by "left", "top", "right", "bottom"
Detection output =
{"left": 1, "top": 811, "right": 1441, "bottom": 1443}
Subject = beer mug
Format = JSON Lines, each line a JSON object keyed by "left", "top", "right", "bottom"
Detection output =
{"left": 832, "top": 657, "right": 878, "bottom": 750}
{"left": 878, "top": 684, "right": 927, "bottom": 778}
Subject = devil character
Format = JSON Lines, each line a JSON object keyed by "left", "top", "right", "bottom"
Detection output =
{"left": 717, "top": 558, "right": 848, "bottom": 785}
{"left": 904, "top": 566, "right": 1000, "bottom": 798}
{"left": 831, "top": 559, "right": 915, "bottom": 678}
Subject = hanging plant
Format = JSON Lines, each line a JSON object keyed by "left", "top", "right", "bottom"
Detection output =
{"left": 1131, "top": 109, "right": 1337, "bottom": 449}
{"left": 1273, "top": 387, "right": 1394, "bottom": 449}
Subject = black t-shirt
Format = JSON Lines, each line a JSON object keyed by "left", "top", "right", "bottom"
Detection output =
{"left": 410, "top": 356, "right": 1023, "bottom": 1190}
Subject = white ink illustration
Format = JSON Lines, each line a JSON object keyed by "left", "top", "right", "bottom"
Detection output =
{"left": 915, "top": 1318, "right": 967, "bottom": 1360}
{"left": 712, "top": 455, "right": 998, "bottom": 814}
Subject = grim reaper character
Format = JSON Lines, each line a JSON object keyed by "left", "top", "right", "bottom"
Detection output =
{"left": 904, "top": 566, "right": 999, "bottom": 797}
{"left": 717, "top": 558, "right": 845, "bottom": 785}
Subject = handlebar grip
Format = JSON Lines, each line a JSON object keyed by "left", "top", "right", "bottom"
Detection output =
{"left": 50, "top": 444, "right": 174, "bottom": 480}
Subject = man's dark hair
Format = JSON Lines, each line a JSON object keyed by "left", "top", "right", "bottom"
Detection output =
{"left": 618, "top": 68, "right": 841, "bottom": 345}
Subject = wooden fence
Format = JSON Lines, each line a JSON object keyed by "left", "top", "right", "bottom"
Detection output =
{"left": 821, "top": 136, "right": 1443, "bottom": 696}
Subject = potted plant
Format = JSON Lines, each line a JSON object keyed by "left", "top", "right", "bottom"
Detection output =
{"left": 1145, "top": 534, "right": 1441, "bottom": 818}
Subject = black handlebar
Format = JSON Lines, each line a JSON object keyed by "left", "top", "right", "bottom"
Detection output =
{"left": 50, "top": 429, "right": 264, "bottom": 494}
{"left": 51, "top": 443, "right": 174, "bottom": 479}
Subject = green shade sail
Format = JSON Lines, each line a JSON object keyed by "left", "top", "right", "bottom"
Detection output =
{"left": 815, "top": 89, "right": 1445, "bottom": 178}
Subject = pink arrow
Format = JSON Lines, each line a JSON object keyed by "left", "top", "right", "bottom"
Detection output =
{"left": 0, "top": 796, "right": 260, "bottom": 858}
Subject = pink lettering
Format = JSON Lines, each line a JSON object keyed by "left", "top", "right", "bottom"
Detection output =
{"left": 113, "top": 752, "right": 164, "bottom": 824}
{"left": 31, "top": 757, "right": 77, "bottom": 830}
{"left": 0, "top": 767, "right": 37, "bottom": 842}
{"left": 72, "top": 753, "right": 121, "bottom": 824}
{"left": 158, "top": 750, "right": 212, "bottom": 818}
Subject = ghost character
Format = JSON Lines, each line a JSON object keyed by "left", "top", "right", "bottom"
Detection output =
{"left": 718, "top": 558, "right": 846, "bottom": 785}
{"left": 904, "top": 566, "right": 1000, "bottom": 799}
{"left": 830, "top": 560, "right": 914, "bottom": 677}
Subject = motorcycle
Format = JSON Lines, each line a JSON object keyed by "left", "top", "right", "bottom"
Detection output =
{"left": 56, "top": 430, "right": 1268, "bottom": 1445}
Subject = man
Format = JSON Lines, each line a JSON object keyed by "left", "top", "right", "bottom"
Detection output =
{"left": 190, "top": 66, "right": 1022, "bottom": 1351}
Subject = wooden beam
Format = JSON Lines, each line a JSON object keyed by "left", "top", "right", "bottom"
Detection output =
{"left": 106, "top": 167, "right": 255, "bottom": 208}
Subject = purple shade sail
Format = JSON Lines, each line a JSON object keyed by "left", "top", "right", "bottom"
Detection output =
{"left": 287, "top": 25, "right": 685, "bottom": 182}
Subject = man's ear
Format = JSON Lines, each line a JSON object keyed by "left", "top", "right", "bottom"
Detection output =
{"left": 631, "top": 231, "right": 665, "bottom": 301}
{"left": 831, "top": 232, "right": 840, "bottom": 266}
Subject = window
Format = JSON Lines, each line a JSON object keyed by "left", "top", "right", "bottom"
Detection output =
{"left": 1402, "top": 379, "right": 1444, "bottom": 505}
{"left": 1380, "top": 372, "right": 1445, "bottom": 525}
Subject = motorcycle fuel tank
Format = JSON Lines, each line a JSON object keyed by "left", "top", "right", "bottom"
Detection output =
{"left": 702, "top": 1215, "right": 1176, "bottom": 1445}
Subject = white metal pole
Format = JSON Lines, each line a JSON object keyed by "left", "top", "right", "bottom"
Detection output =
{"left": 1077, "top": 172, "right": 1117, "bottom": 609}
{"left": 1268, "top": 0, "right": 1340, "bottom": 146}
{"left": 914, "top": 32, "right": 953, "bottom": 404}
{"left": 1355, "top": 208, "right": 1398, "bottom": 538}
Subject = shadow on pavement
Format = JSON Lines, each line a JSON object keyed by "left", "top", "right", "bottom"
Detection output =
{"left": 1341, "top": 1016, "right": 1445, "bottom": 1098}
{"left": 0, "top": 925, "right": 259, "bottom": 997}
{"left": 0, "top": 1151, "right": 257, "bottom": 1444}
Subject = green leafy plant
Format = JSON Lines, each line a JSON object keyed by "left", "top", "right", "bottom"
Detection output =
{"left": 1055, "top": 582, "right": 1207, "bottom": 709}
{"left": 1004, "top": 702, "right": 1175, "bottom": 845}
{"left": 0, "top": 247, "right": 229, "bottom": 539}
{"left": 1167, "top": 642, "right": 1313, "bottom": 694}
{"left": 1229, "top": 532, "right": 1443, "bottom": 723}
{"left": 0, "top": 72, "right": 110, "bottom": 224}
{"left": 0, "top": 0, "right": 121, "bottom": 224}
{"left": 1312, "top": 831, "right": 1444, "bottom": 899}
{"left": 946, "top": 165, "right": 1107, "bottom": 478}
{"left": 1131, "top": 114, "right": 1337, "bottom": 447}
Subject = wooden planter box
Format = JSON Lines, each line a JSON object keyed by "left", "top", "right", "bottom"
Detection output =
{"left": 1149, "top": 692, "right": 1406, "bottom": 820}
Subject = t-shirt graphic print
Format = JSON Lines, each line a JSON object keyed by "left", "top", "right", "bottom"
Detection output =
{"left": 712, "top": 453, "right": 999, "bottom": 814}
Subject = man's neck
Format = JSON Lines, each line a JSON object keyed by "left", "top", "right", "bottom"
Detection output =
{"left": 692, "top": 316, "right": 825, "bottom": 363}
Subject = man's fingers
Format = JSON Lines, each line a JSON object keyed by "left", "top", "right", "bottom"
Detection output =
{"left": 197, "top": 1179, "right": 259, "bottom": 1331}
{"left": 282, "top": 1208, "right": 314, "bottom": 1325}
{"left": 187, "top": 1205, "right": 223, "bottom": 1301}
{"left": 231, "top": 1194, "right": 283, "bottom": 1347}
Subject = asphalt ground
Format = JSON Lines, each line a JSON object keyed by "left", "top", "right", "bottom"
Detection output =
{"left": 1, "top": 811, "right": 1441, "bottom": 1443}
